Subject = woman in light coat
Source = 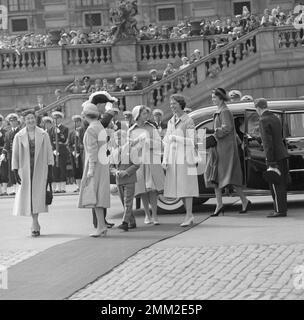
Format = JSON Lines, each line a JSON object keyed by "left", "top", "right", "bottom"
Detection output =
{"left": 78, "top": 102, "right": 110, "bottom": 237}
{"left": 12, "top": 109, "right": 54, "bottom": 237}
{"left": 162, "top": 94, "right": 199, "bottom": 226}
{"left": 210, "top": 88, "right": 251, "bottom": 216}
{"left": 129, "top": 105, "right": 164, "bottom": 225}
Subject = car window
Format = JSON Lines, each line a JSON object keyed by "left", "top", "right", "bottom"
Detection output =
{"left": 286, "top": 113, "right": 304, "bottom": 137}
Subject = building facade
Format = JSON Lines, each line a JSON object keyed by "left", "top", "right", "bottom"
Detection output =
{"left": 0, "top": 0, "right": 297, "bottom": 34}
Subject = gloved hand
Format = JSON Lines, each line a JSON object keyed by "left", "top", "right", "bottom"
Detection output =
{"left": 53, "top": 150, "right": 60, "bottom": 156}
{"left": 0, "top": 154, "right": 5, "bottom": 162}
{"left": 47, "top": 165, "right": 53, "bottom": 183}
{"left": 14, "top": 169, "right": 21, "bottom": 184}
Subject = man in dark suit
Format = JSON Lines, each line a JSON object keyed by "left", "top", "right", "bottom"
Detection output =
{"left": 50, "top": 111, "right": 69, "bottom": 193}
{"left": 113, "top": 77, "right": 129, "bottom": 111}
{"left": 0, "top": 113, "right": 20, "bottom": 195}
{"left": 254, "top": 98, "right": 289, "bottom": 217}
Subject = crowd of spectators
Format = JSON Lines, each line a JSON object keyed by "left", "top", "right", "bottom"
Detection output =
{"left": 0, "top": 4, "right": 301, "bottom": 52}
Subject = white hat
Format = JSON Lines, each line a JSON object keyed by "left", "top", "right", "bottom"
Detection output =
{"left": 149, "top": 69, "right": 157, "bottom": 74}
{"left": 229, "top": 90, "right": 242, "bottom": 98}
{"left": 152, "top": 109, "right": 164, "bottom": 116}
{"left": 72, "top": 115, "right": 82, "bottom": 121}
{"left": 241, "top": 95, "right": 253, "bottom": 102}
{"left": 42, "top": 116, "right": 53, "bottom": 123}
{"left": 6, "top": 113, "right": 19, "bottom": 121}
{"left": 82, "top": 102, "right": 99, "bottom": 116}
{"left": 123, "top": 110, "right": 132, "bottom": 116}
{"left": 52, "top": 111, "right": 64, "bottom": 119}
{"left": 132, "top": 105, "right": 146, "bottom": 121}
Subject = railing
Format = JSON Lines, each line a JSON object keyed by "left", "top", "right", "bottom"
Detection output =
{"left": 138, "top": 28, "right": 259, "bottom": 108}
{"left": 63, "top": 44, "right": 112, "bottom": 66}
{"left": 277, "top": 26, "right": 304, "bottom": 48}
{"left": 0, "top": 48, "right": 46, "bottom": 71}
{"left": 138, "top": 38, "right": 189, "bottom": 62}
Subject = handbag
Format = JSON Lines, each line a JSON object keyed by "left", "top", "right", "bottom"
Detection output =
{"left": 45, "top": 182, "right": 53, "bottom": 205}
{"left": 81, "top": 177, "right": 97, "bottom": 207}
{"left": 206, "top": 135, "right": 217, "bottom": 149}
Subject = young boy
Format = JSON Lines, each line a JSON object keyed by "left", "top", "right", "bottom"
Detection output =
{"left": 110, "top": 130, "right": 139, "bottom": 231}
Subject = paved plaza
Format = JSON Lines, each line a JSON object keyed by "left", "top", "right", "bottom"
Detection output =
{"left": 1, "top": 190, "right": 304, "bottom": 300}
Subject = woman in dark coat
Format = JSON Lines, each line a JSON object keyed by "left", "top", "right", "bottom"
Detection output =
{"left": 210, "top": 88, "right": 251, "bottom": 216}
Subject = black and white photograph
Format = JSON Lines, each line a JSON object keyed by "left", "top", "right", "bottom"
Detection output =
{"left": 0, "top": 0, "right": 304, "bottom": 313}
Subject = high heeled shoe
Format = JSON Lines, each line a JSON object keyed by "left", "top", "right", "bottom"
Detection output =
{"left": 239, "top": 200, "right": 252, "bottom": 214}
{"left": 211, "top": 206, "right": 225, "bottom": 217}
{"left": 90, "top": 228, "right": 108, "bottom": 238}
{"left": 180, "top": 216, "right": 194, "bottom": 227}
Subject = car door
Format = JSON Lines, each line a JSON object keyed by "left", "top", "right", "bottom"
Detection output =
{"left": 196, "top": 119, "right": 215, "bottom": 196}
{"left": 283, "top": 110, "right": 304, "bottom": 190}
{"left": 243, "top": 109, "right": 284, "bottom": 190}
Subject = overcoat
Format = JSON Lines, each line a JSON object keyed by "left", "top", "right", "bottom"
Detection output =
{"left": 12, "top": 127, "right": 54, "bottom": 216}
{"left": 214, "top": 105, "right": 243, "bottom": 189}
{"left": 78, "top": 120, "right": 110, "bottom": 208}
{"left": 163, "top": 113, "right": 199, "bottom": 198}
{"left": 128, "top": 121, "right": 164, "bottom": 197}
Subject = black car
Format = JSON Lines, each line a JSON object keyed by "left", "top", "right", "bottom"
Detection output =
{"left": 157, "top": 99, "right": 304, "bottom": 212}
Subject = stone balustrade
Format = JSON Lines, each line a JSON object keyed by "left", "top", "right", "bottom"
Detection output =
{"left": 278, "top": 26, "right": 304, "bottom": 48}
{"left": 63, "top": 44, "right": 112, "bottom": 66}
{"left": 0, "top": 48, "right": 46, "bottom": 72}
{"left": 0, "top": 27, "right": 297, "bottom": 80}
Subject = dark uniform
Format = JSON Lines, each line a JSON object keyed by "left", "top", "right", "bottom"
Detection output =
{"left": 259, "top": 109, "right": 289, "bottom": 216}
{"left": 68, "top": 126, "right": 84, "bottom": 180}
{"left": 50, "top": 123, "right": 69, "bottom": 184}
{"left": 1, "top": 126, "right": 20, "bottom": 187}
{"left": 0, "top": 126, "right": 9, "bottom": 189}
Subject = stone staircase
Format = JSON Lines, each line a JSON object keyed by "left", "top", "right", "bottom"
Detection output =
{"left": 39, "top": 25, "right": 304, "bottom": 124}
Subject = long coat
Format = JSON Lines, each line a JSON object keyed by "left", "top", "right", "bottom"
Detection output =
{"left": 12, "top": 127, "right": 54, "bottom": 216}
{"left": 163, "top": 113, "right": 199, "bottom": 198}
{"left": 214, "top": 105, "right": 243, "bottom": 189}
{"left": 78, "top": 120, "right": 110, "bottom": 208}
{"left": 128, "top": 121, "right": 164, "bottom": 197}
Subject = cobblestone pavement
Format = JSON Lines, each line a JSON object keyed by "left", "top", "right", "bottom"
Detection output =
{"left": 0, "top": 250, "right": 40, "bottom": 268}
{"left": 69, "top": 244, "right": 304, "bottom": 300}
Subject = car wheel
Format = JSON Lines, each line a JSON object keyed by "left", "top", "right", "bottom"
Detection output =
{"left": 157, "top": 195, "right": 184, "bottom": 213}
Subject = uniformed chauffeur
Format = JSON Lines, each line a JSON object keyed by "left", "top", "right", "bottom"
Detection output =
{"left": 50, "top": 111, "right": 69, "bottom": 193}
{"left": 152, "top": 109, "right": 167, "bottom": 139}
{"left": 68, "top": 115, "right": 84, "bottom": 192}
{"left": 0, "top": 114, "right": 9, "bottom": 196}
{"left": 254, "top": 98, "right": 289, "bottom": 218}
{"left": 0, "top": 113, "right": 21, "bottom": 195}
{"left": 42, "top": 116, "right": 54, "bottom": 139}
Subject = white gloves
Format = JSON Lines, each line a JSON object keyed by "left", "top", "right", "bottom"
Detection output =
{"left": 0, "top": 154, "right": 5, "bottom": 163}
{"left": 53, "top": 150, "right": 60, "bottom": 156}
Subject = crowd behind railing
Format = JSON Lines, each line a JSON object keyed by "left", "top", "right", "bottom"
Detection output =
{"left": 0, "top": 4, "right": 302, "bottom": 52}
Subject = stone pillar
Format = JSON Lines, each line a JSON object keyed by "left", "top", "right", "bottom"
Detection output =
{"left": 256, "top": 27, "right": 276, "bottom": 55}
{"left": 46, "top": 47, "right": 64, "bottom": 76}
{"left": 111, "top": 40, "right": 138, "bottom": 73}
{"left": 187, "top": 37, "right": 208, "bottom": 57}
{"left": 125, "top": 92, "right": 145, "bottom": 111}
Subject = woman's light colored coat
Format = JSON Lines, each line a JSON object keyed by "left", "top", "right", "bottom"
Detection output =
{"left": 12, "top": 127, "right": 54, "bottom": 216}
{"left": 163, "top": 113, "right": 199, "bottom": 198}
{"left": 78, "top": 120, "right": 110, "bottom": 208}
